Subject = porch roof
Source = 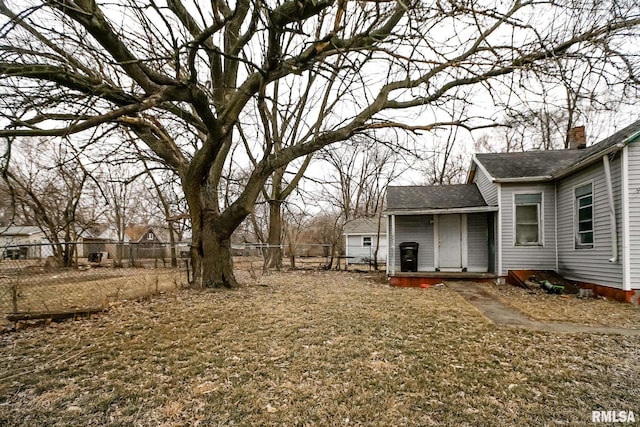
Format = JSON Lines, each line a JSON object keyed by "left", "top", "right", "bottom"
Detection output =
{"left": 386, "top": 184, "right": 493, "bottom": 215}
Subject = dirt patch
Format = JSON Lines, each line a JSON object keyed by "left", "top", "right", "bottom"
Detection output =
{"left": 516, "top": 270, "right": 581, "bottom": 294}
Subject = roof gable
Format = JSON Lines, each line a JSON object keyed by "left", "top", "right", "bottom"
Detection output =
{"left": 124, "top": 225, "right": 154, "bottom": 242}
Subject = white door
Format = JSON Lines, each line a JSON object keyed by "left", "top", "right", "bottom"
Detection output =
{"left": 439, "top": 214, "right": 462, "bottom": 269}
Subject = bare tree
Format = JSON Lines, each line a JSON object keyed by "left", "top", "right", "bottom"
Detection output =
{"left": 1, "top": 0, "right": 639, "bottom": 287}
{"left": 421, "top": 128, "right": 470, "bottom": 185}
{"left": 282, "top": 204, "right": 310, "bottom": 270}
{"left": 0, "top": 178, "right": 16, "bottom": 226}
{"left": 320, "top": 136, "right": 407, "bottom": 221}
{"left": 2, "top": 138, "right": 92, "bottom": 266}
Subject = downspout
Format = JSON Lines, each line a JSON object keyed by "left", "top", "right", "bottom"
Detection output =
{"left": 602, "top": 154, "right": 618, "bottom": 263}
{"left": 554, "top": 181, "right": 558, "bottom": 272}
{"left": 497, "top": 183, "right": 502, "bottom": 276}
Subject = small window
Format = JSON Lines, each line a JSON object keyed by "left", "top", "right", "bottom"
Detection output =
{"left": 514, "top": 193, "right": 542, "bottom": 245}
{"left": 575, "top": 183, "right": 594, "bottom": 249}
{"left": 362, "top": 236, "right": 372, "bottom": 247}
{"left": 147, "top": 232, "right": 154, "bottom": 241}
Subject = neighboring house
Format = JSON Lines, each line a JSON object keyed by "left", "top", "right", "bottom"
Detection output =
{"left": 0, "top": 226, "right": 53, "bottom": 259}
{"left": 124, "top": 225, "right": 166, "bottom": 259}
{"left": 386, "top": 120, "right": 640, "bottom": 303}
{"left": 343, "top": 217, "right": 387, "bottom": 266}
{"left": 82, "top": 225, "right": 167, "bottom": 260}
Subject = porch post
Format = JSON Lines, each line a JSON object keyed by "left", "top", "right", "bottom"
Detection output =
{"left": 390, "top": 214, "right": 396, "bottom": 275}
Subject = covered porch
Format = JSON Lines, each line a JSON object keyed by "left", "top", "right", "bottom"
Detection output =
{"left": 385, "top": 185, "right": 499, "bottom": 287}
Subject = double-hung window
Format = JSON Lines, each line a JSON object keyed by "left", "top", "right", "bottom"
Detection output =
{"left": 575, "top": 183, "right": 594, "bottom": 249}
{"left": 514, "top": 193, "right": 542, "bottom": 245}
{"left": 362, "top": 236, "right": 372, "bottom": 247}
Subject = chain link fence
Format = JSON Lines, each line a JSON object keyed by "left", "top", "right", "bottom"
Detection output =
{"left": 0, "top": 242, "right": 189, "bottom": 327}
{"left": 0, "top": 241, "right": 386, "bottom": 327}
{"left": 343, "top": 244, "right": 387, "bottom": 271}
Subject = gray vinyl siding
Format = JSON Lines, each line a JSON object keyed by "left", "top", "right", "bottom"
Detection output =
{"left": 393, "top": 215, "right": 434, "bottom": 271}
{"left": 467, "top": 213, "right": 489, "bottom": 272}
{"left": 345, "top": 234, "right": 387, "bottom": 264}
{"left": 556, "top": 157, "right": 623, "bottom": 288}
{"left": 474, "top": 165, "right": 498, "bottom": 206}
{"left": 625, "top": 143, "right": 640, "bottom": 288}
{"left": 500, "top": 183, "right": 557, "bottom": 274}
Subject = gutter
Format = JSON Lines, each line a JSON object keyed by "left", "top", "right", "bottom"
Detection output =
{"left": 602, "top": 154, "right": 618, "bottom": 263}
{"left": 385, "top": 206, "right": 499, "bottom": 216}
{"left": 494, "top": 175, "right": 553, "bottom": 183}
{"left": 553, "top": 143, "right": 625, "bottom": 180}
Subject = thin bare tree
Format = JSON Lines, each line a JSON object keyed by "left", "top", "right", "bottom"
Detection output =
{"left": 2, "top": 138, "right": 93, "bottom": 266}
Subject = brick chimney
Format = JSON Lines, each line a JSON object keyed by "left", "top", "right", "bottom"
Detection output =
{"left": 568, "top": 126, "right": 586, "bottom": 149}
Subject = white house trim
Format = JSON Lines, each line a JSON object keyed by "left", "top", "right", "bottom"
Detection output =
{"left": 554, "top": 181, "right": 558, "bottom": 271}
{"left": 390, "top": 214, "right": 396, "bottom": 275}
{"left": 433, "top": 215, "right": 439, "bottom": 269}
{"left": 473, "top": 155, "right": 496, "bottom": 182}
{"left": 385, "top": 206, "right": 498, "bottom": 216}
{"left": 602, "top": 155, "right": 618, "bottom": 262}
{"left": 497, "top": 183, "right": 503, "bottom": 275}
{"left": 622, "top": 146, "right": 631, "bottom": 291}
{"left": 511, "top": 190, "right": 544, "bottom": 247}
{"left": 461, "top": 213, "right": 468, "bottom": 270}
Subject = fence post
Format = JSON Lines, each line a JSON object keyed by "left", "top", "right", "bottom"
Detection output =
{"left": 11, "top": 279, "right": 19, "bottom": 314}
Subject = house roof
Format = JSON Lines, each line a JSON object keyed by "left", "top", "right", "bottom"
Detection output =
{"left": 386, "top": 184, "right": 489, "bottom": 212}
{"left": 0, "top": 226, "right": 43, "bottom": 236}
{"left": 474, "top": 119, "right": 640, "bottom": 181}
{"left": 124, "top": 225, "right": 153, "bottom": 242}
{"left": 475, "top": 150, "right": 581, "bottom": 180}
{"left": 343, "top": 217, "right": 387, "bottom": 235}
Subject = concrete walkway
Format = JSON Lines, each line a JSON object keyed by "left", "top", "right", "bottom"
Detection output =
{"left": 446, "top": 281, "right": 640, "bottom": 336}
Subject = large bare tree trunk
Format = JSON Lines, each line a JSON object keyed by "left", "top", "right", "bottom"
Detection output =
{"left": 190, "top": 212, "right": 238, "bottom": 288}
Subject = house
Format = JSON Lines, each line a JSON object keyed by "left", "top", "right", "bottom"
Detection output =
{"left": 386, "top": 120, "right": 640, "bottom": 303}
{"left": 124, "top": 225, "right": 166, "bottom": 259}
{"left": 343, "top": 217, "right": 387, "bottom": 266}
{"left": 82, "top": 224, "right": 167, "bottom": 260}
{"left": 0, "top": 226, "right": 53, "bottom": 259}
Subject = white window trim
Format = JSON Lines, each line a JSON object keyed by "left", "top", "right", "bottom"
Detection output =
{"left": 512, "top": 192, "right": 544, "bottom": 247}
{"left": 361, "top": 236, "right": 372, "bottom": 248}
{"left": 573, "top": 180, "right": 595, "bottom": 250}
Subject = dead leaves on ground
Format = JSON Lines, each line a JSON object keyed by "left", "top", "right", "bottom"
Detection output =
{"left": 0, "top": 271, "right": 638, "bottom": 426}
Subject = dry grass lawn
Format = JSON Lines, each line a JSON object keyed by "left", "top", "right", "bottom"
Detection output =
{"left": 1, "top": 271, "right": 639, "bottom": 426}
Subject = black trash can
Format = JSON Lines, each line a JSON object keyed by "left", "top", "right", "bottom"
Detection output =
{"left": 399, "top": 242, "right": 419, "bottom": 272}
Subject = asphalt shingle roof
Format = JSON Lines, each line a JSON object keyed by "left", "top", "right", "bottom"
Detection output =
{"left": 0, "top": 226, "right": 43, "bottom": 236}
{"left": 387, "top": 184, "right": 487, "bottom": 211}
{"left": 476, "top": 119, "right": 640, "bottom": 180}
{"left": 343, "top": 217, "right": 387, "bottom": 234}
{"left": 475, "top": 150, "right": 581, "bottom": 179}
